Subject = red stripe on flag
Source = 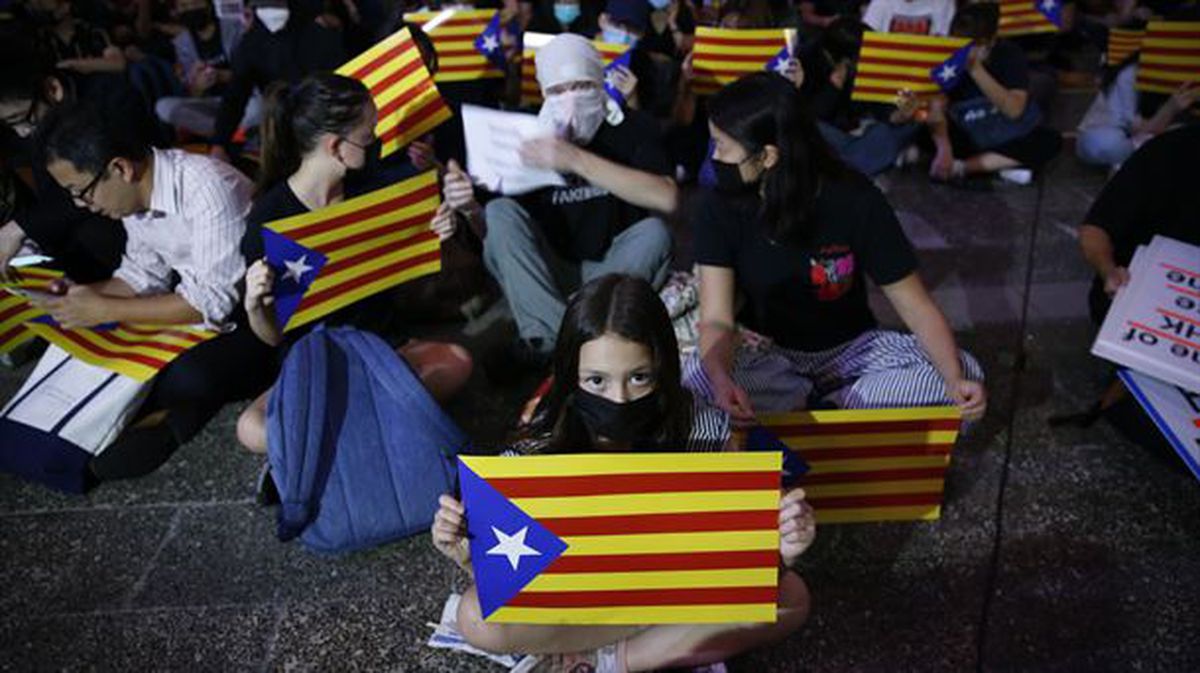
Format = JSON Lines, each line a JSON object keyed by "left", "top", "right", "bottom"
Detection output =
{"left": 694, "top": 52, "right": 776, "bottom": 63}
{"left": 0, "top": 302, "right": 32, "bottom": 324}
{"left": 507, "top": 586, "right": 776, "bottom": 608}
{"left": 1147, "top": 30, "right": 1200, "bottom": 39}
{"left": 489, "top": 471, "right": 779, "bottom": 497}
{"left": 286, "top": 182, "right": 440, "bottom": 241}
{"left": 298, "top": 248, "right": 440, "bottom": 311}
{"left": 366, "top": 57, "right": 424, "bottom": 99}
{"left": 377, "top": 77, "right": 435, "bottom": 118}
{"left": 348, "top": 39, "right": 417, "bottom": 81}
{"left": 863, "top": 41, "right": 965, "bottom": 55}
{"left": 546, "top": 549, "right": 778, "bottom": 574}
{"left": 799, "top": 444, "right": 954, "bottom": 461}
{"left": 0, "top": 325, "right": 26, "bottom": 345}
{"left": 538, "top": 509, "right": 778, "bottom": 536}
{"left": 117, "top": 326, "right": 208, "bottom": 343}
{"left": 801, "top": 466, "right": 948, "bottom": 485}
{"left": 313, "top": 214, "right": 432, "bottom": 260}
{"left": 421, "top": 16, "right": 492, "bottom": 28}
{"left": 53, "top": 329, "right": 169, "bottom": 370}
{"left": 763, "top": 419, "right": 960, "bottom": 437}
{"left": 437, "top": 63, "right": 497, "bottom": 73}
{"left": 379, "top": 98, "right": 449, "bottom": 146}
{"left": 1140, "top": 62, "right": 1200, "bottom": 73}
{"left": 85, "top": 331, "right": 188, "bottom": 354}
{"left": 695, "top": 36, "right": 783, "bottom": 47}
{"left": 808, "top": 492, "right": 943, "bottom": 509}
{"left": 858, "top": 55, "right": 953, "bottom": 68}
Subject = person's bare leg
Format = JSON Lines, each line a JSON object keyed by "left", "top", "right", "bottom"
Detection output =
{"left": 455, "top": 584, "right": 643, "bottom": 655}
{"left": 397, "top": 339, "right": 474, "bottom": 402}
{"left": 964, "top": 152, "right": 1020, "bottom": 175}
{"left": 624, "top": 569, "right": 810, "bottom": 671}
{"left": 236, "top": 389, "right": 271, "bottom": 454}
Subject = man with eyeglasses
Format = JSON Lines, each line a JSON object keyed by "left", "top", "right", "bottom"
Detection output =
{"left": 30, "top": 101, "right": 276, "bottom": 482}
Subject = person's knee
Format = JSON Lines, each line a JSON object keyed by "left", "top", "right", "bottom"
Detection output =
{"left": 236, "top": 403, "right": 267, "bottom": 453}
{"left": 483, "top": 199, "right": 532, "bottom": 245}
{"left": 446, "top": 343, "right": 475, "bottom": 387}
{"left": 456, "top": 586, "right": 518, "bottom": 653}
{"left": 1076, "top": 128, "right": 1131, "bottom": 166}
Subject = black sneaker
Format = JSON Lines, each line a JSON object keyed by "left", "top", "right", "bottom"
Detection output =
{"left": 255, "top": 461, "right": 281, "bottom": 507}
{"left": 484, "top": 338, "right": 553, "bottom": 385}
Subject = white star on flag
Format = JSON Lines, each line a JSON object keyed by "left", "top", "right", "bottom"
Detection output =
{"left": 773, "top": 58, "right": 791, "bottom": 75}
{"left": 481, "top": 34, "right": 499, "bottom": 53}
{"left": 487, "top": 525, "right": 541, "bottom": 571}
{"left": 937, "top": 64, "right": 957, "bottom": 82}
{"left": 283, "top": 255, "right": 314, "bottom": 284}
{"left": 604, "top": 71, "right": 618, "bottom": 89}
{"left": 1041, "top": 0, "right": 1057, "bottom": 11}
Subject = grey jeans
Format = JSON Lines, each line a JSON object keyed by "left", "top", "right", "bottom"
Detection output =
{"left": 482, "top": 197, "right": 673, "bottom": 349}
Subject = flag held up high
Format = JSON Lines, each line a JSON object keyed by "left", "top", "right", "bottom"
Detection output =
{"left": 460, "top": 452, "right": 781, "bottom": 625}
{"left": 336, "top": 27, "right": 453, "bottom": 158}
{"left": 403, "top": 8, "right": 507, "bottom": 83}
{"left": 1136, "top": 21, "right": 1200, "bottom": 94}
{"left": 691, "top": 27, "right": 795, "bottom": 96}
{"left": 997, "top": 0, "right": 1063, "bottom": 37}
{"left": 852, "top": 32, "right": 972, "bottom": 103}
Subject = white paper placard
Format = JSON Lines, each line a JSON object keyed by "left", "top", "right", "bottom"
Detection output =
{"left": 1119, "top": 368, "right": 1200, "bottom": 483}
{"left": 461, "top": 104, "right": 566, "bottom": 196}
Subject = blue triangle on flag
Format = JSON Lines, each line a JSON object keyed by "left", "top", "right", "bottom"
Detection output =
{"left": 930, "top": 44, "right": 972, "bottom": 92}
{"left": 262, "top": 228, "right": 327, "bottom": 330}
{"left": 603, "top": 49, "right": 633, "bottom": 106}
{"left": 474, "top": 12, "right": 506, "bottom": 68}
{"left": 765, "top": 46, "right": 793, "bottom": 77}
{"left": 30, "top": 315, "right": 118, "bottom": 331}
{"left": 745, "top": 425, "right": 809, "bottom": 488}
{"left": 1035, "top": 0, "right": 1063, "bottom": 26}
{"left": 459, "top": 460, "right": 569, "bottom": 619}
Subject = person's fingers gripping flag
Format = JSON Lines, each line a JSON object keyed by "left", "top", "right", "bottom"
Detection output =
{"left": 459, "top": 452, "right": 781, "bottom": 625}
{"left": 852, "top": 32, "right": 971, "bottom": 103}
{"left": 336, "top": 27, "right": 452, "bottom": 158}
{"left": 262, "top": 171, "right": 442, "bottom": 332}
{"left": 738, "top": 407, "right": 963, "bottom": 524}
{"left": 262, "top": 229, "right": 328, "bottom": 329}
{"left": 602, "top": 49, "right": 634, "bottom": 106}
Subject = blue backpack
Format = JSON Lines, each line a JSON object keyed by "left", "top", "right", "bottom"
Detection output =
{"left": 266, "top": 326, "right": 468, "bottom": 554}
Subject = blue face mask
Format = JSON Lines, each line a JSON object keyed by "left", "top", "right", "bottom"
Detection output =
{"left": 602, "top": 26, "right": 637, "bottom": 46}
{"left": 554, "top": 3, "right": 581, "bottom": 25}
{"left": 648, "top": 0, "right": 671, "bottom": 10}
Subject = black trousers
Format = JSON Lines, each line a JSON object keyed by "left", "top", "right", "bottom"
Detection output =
{"left": 89, "top": 324, "right": 277, "bottom": 480}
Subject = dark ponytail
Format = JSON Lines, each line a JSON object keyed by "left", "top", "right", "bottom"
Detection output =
{"left": 256, "top": 72, "right": 372, "bottom": 193}
{"left": 708, "top": 71, "right": 847, "bottom": 245}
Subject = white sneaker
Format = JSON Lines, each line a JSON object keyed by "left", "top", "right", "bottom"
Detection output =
{"left": 998, "top": 168, "right": 1033, "bottom": 185}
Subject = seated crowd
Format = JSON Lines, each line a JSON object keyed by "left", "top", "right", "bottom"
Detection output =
{"left": 0, "top": 0, "right": 1197, "bottom": 668}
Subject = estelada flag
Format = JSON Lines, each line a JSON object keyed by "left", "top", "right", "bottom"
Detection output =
{"left": 740, "top": 406, "right": 962, "bottom": 524}
{"left": 691, "top": 27, "right": 795, "bottom": 96}
{"left": 336, "top": 27, "right": 452, "bottom": 159}
{"left": 459, "top": 452, "right": 780, "bottom": 624}
{"left": 519, "top": 33, "right": 628, "bottom": 107}
{"left": 852, "top": 32, "right": 972, "bottom": 103}
{"left": 1136, "top": 21, "right": 1200, "bottom": 94}
{"left": 997, "top": 0, "right": 1063, "bottom": 37}
{"left": 24, "top": 322, "right": 217, "bottom": 382}
{"left": 403, "top": 8, "right": 507, "bottom": 83}
{"left": 261, "top": 171, "right": 442, "bottom": 332}
{"left": 1107, "top": 27, "right": 1145, "bottom": 65}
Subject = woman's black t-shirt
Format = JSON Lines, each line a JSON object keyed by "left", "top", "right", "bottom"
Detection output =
{"left": 692, "top": 177, "right": 918, "bottom": 352}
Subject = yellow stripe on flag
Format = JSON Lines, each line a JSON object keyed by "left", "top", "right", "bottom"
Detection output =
{"left": 511, "top": 489, "right": 778, "bottom": 518}
{"left": 403, "top": 9, "right": 505, "bottom": 82}
{"left": 997, "top": 0, "right": 1060, "bottom": 37}
{"left": 1107, "top": 28, "right": 1144, "bottom": 64}
{"left": 1136, "top": 22, "right": 1200, "bottom": 93}
{"left": 852, "top": 32, "right": 969, "bottom": 103}
{"left": 815, "top": 506, "right": 942, "bottom": 524}
{"left": 25, "top": 322, "right": 217, "bottom": 381}
{"left": 0, "top": 292, "right": 44, "bottom": 354}
{"left": 336, "top": 28, "right": 452, "bottom": 158}
{"left": 492, "top": 604, "right": 777, "bottom": 625}
{"left": 522, "top": 567, "right": 777, "bottom": 593}
{"left": 559, "top": 530, "right": 778, "bottom": 556}
{"left": 461, "top": 451, "right": 777, "bottom": 477}
{"left": 691, "top": 27, "right": 792, "bottom": 95}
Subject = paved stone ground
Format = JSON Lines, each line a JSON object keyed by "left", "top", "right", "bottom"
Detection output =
{"left": 2, "top": 92, "right": 1199, "bottom": 672}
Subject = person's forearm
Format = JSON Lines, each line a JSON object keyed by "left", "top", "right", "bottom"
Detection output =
{"left": 568, "top": 150, "right": 678, "bottom": 214}
{"left": 100, "top": 292, "right": 203, "bottom": 324}
{"left": 969, "top": 66, "right": 1025, "bottom": 119}
{"left": 247, "top": 307, "right": 283, "bottom": 346}
{"left": 698, "top": 322, "right": 738, "bottom": 383}
{"left": 1139, "top": 98, "right": 1182, "bottom": 136}
{"left": 1079, "top": 224, "right": 1118, "bottom": 276}
{"left": 885, "top": 275, "right": 963, "bottom": 385}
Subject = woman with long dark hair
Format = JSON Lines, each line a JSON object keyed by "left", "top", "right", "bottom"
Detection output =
{"left": 431, "top": 274, "right": 814, "bottom": 670}
{"left": 236, "top": 73, "right": 471, "bottom": 452}
{"left": 687, "top": 72, "right": 986, "bottom": 443}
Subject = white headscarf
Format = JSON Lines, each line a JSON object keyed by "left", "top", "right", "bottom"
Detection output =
{"left": 535, "top": 34, "right": 624, "bottom": 144}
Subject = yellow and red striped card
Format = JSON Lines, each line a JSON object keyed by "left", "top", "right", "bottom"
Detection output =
{"left": 742, "top": 406, "right": 962, "bottom": 524}
{"left": 0, "top": 293, "right": 43, "bottom": 355}
{"left": 518, "top": 33, "right": 627, "bottom": 107}
{"left": 25, "top": 322, "right": 218, "bottom": 382}
{"left": 403, "top": 8, "right": 506, "bottom": 83}
{"left": 1136, "top": 21, "right": 1200, "bottom": 94}
{"left": 263, "top": 171, "right": 442, "bottom": 332}
{"left": 336, "top": 27, "right": 453, "bottom": 158}
{"left": 1107, "top": 27, "right": 1145, "bottom": 65}
{"left": 460, "top": 452, "right": 780, "bottom": 624}
{"left": 691, "top": 27, "right": 793, "bottom": 96}
{"left": 852, "top": 32, "right": 971, "bottom": 103}
{"left": 997, "top": 0, "right": 1062, "bottom": 37}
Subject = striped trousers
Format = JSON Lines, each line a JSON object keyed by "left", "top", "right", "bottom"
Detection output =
{"left": 685, "top": 329, "right": 985, "bottom": 446}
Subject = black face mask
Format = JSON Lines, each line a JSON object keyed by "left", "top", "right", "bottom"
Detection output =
{"left": 574, "top": 388, "right": 661, "bottom": 444}
{"left": 179, "top": 8, "right": 213, "bottom": 31}
{"left": 712, "top": 158, "right": 755, "bottom": 195}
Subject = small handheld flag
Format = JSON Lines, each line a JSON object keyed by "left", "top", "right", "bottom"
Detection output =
{"left": 262, "top": 229, "right": 328, "bottom": 329}
{"left": 474, "top": 12, "right": 506, "bottom": 68}
{"left": 1106, "top": 27, "right": 1144, "bottom": 65}
{"left": 602, "top": 49, "right": 634, "bottom": 107}
{"left": 0, "top": 292, "right": 42, "bottom": 355}
{"left": 459, "top": 452, "right": 781, "bottom": 624}
{"left": 930, "top": 43, "right": 973, "bottom": 91}
{"left": 738, "top": 406, "right": 963, "bottom": 524}
{"left": 261, "top": 171, "right": 442, "bottom": 332}
{"left": 852, "top": 32, "right": 972, "bottom": 103}
{"left": 404, "top": 9, "right": 507, "bottom": 83}
{"left": 336, "top": 27, "right": 453, "bottom": 158}
{"left": 24, "top": 322, "right": 217, "bottom": 382}
{"left": 1136, "top": 22, "right": 1200, "bottom": 94}
{"left": 997, "top": 0, "right": 1063, "bottom": 37}
{"left": 691, "top": 27, "right": 794, "bottom": 96}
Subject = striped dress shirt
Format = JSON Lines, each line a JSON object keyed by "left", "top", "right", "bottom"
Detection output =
{"left": 114, "top": 148, "right": 252, "bottom": 328}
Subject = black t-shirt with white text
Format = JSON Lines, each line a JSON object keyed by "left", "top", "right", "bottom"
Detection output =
{"left": 517, "top": 108, "right": 672, "bottom": 261}
{"left": 692, "top": 177, "right": 918, "bottom": 352}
